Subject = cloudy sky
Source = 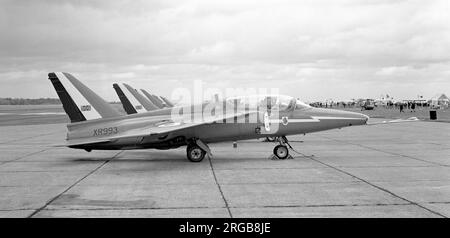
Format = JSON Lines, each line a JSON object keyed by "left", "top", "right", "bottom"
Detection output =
{"left": 0, "top": 0, "right": 449, "bottom": 101}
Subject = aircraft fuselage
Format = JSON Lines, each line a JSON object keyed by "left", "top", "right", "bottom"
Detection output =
{"left": 67, "top": 104, "right": 368, "bottom": 151}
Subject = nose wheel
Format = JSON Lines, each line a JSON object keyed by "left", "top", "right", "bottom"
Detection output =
{"left": 273, "top": 145, "right": 289, "bottom": 159}
{"left": 269, "top": 136, "right": 294, "bottom": 160}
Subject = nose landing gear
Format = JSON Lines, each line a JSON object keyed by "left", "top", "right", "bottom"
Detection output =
{"left": 273, "top": 144, "right": 289, "bottom": 159}
{"left": 269, "top": 136, "right": 294, "bottom": 160}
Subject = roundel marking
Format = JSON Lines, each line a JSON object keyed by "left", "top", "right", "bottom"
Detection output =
{"left": 282, "top": 116, "right": 289, "bottom": 125}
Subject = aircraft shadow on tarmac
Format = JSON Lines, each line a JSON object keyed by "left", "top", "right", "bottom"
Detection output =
{"left": 67, "top": 151, "right": 211, "bottom": 171}
{"left": 68, "top": 152, "right": 315, "bottom": 165}
{"left": 51, "top": 194, "right": 155, "bottom": 208}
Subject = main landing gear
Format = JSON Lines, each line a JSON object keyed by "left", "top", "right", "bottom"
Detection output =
{"left": 185, "top": 137, "right": 296, "bottom": 162}
{"left": 269, "top": 136, "right": 294, "bottom": 160}
{"left": 186, "top": 144, "right": 206, "bottom": 162}
{"left": 186, "top": 138, "right": 212, "bottom": 162}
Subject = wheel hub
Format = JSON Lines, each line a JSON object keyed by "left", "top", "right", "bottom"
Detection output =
{"left": 277, "top": 147, "right": 288, "bottom": 157}
{"left": 190, "top": 148, "right": 202, "bottom": 159}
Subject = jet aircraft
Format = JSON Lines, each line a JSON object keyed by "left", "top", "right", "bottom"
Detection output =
{"left": 113, "top": 83, "right": 162, "bottom": 114}
{"left": 48, "top": 72, "right": 415, "bottom": 162}
{"left": 140, "top": 89, "right": 172, "bottom": 108}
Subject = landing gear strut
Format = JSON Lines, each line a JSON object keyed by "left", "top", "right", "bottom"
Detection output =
{"left": 269, "top": 136, "right": 294, "bottom": 160}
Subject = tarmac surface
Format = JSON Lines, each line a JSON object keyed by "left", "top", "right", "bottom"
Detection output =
{"left": 0, "top": 119, "right": 449, "bottom": 217}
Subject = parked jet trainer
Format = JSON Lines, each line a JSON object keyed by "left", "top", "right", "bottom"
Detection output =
{"left": 49, "top": 72, "right": 382, "bottom": 162}
{"left": 113, "top": 83, "right": 173, "bottom": 115}
{"left": 141, "top": 89, "right": 167, "bottom": 109}
{"left": 113, "top": 83, "right": 156, "bottom": 114}
{"left": 113, "top": 83, "right": 158, "bottom": 114}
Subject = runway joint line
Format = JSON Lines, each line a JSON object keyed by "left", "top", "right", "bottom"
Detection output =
{"left": 316, "top": 134, "right": 448, "bottom": 167}
{"left": 298, "top": 151, "right": 447, "bottom": 218}
{"left": 0, "top": 148, "right": 53, "bottom": 166}
{"left": 208, "top": 156, "right": 233, "bottom": 218}
{"left": 27, "top": 151, "right": 124, "bottom": 218}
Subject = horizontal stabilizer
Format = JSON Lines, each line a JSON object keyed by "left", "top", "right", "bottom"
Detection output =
{"left": 53, "top": 138, "right": 112, "bottom": 147}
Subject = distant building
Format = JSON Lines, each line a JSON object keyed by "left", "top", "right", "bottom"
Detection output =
{"left": 429, "top": 93, "right": 449, "bottom": 109}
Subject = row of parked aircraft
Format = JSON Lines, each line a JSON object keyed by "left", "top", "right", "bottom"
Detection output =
{"left": 112, "top": 82, "right": 174, "bottom": 114}
{"left": 48, "top": 72, "right": 417, "bottom": 162}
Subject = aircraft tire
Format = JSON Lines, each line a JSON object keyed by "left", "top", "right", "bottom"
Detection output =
{"left": 273, "top": 145, "right": 289, "bottom": 160}
{"left": 186, "top": 144, "right": 206, "bottom": 162}
{"left": 266, "top": 136, "right": 277, "bottom": 142}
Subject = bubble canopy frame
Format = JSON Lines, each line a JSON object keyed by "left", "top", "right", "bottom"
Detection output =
{"left": 224, "top": 95, "right": 311, "bottom": 112}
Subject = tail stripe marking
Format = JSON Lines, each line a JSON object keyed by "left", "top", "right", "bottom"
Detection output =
{"left": 55, "top": 72, "right": 102, "bottom": 120}
{"left": 48, "top": 73, "right": 87, "bottom": 123}
{"left": 122, "top": 83, "right": 158, "bottom": 111}
{"left": 118, "top": 83, "right": 147, "bottom": 113}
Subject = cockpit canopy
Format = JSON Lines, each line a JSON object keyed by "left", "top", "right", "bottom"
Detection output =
{"left": 225, "top": 95, "right": 311, "bottom": 112}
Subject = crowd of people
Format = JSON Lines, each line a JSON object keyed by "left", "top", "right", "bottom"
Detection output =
{"left": 309, "top": 100, "right": 431, "bottom": 113}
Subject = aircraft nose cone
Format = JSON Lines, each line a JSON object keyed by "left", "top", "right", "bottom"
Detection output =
{"left": 350, "top": 111, "right": 369, "bottom": 119}
{"left": 345, "top": 111, "right": 369, "bottom": 124}
{"left": 304, "top": 107, "right": 369, "bottom": 126}
{"left": 362, "top": 113, "right": 370, "bottom": 121}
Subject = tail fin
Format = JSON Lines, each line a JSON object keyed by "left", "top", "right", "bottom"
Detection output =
{"left": 155, "top": 95, "right": 170, "bottom": 108}
{"left": 112, "top": 83, "right": 147, "bottom": 114}
{"left": 122, "top": 83, "right": 158, "bottom": 111}
{"left": 113, "top": 83, "right": 139, "bottom": 114}
{"left": 141, "top": 89, "right": 164, "bottom": 109}
{"left": 48, "top": 72, "right": 121, "bottom": 123}
{"left": 160, "top": 96, "right": 174, "bottom": 107}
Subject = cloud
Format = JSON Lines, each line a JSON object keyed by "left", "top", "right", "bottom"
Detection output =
{"left": 375, "top": 66, "right": 413, "bottom": 76}
{"left": 0, "top": 0, "right": 449, "bottom": 100}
